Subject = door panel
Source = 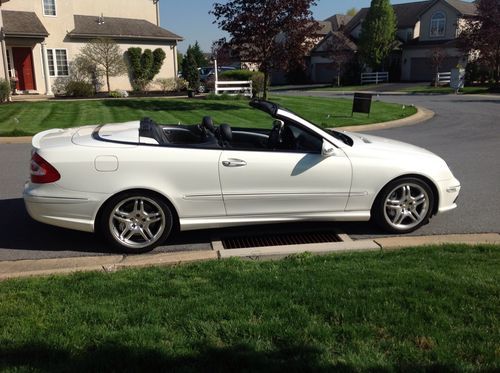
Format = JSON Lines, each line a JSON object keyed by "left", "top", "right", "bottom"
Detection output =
{"left": 13, "top": 47, "right": 36, "bottom": 91}
{"left": 219, "top": 149, "right": 352, "bottom": 216}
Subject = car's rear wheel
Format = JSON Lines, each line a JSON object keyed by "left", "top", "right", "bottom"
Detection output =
{"left": 100, "top": 192, "right": 173, "bottom": 253}
{"left": 372, "top": 177, "right": 434, "bottom": 233}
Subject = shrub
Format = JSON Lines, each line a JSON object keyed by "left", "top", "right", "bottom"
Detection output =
{"left": 64, "top": 80, "right": 95, "bottom": 97}
{"left": 109, "top": 90, "right": 129, "bottom": 98}
{"left": 249, "top": 71, "right": 266, "bottom": 98}
{"left": 465, "top": 61, "right": 492, "bottom": 84}
{"left": 0, "top": 78, "right": 10, "bottom": 103}
{"left": 219, "top": 70, "right": 266, "bottom": 98}
{"left": 155, "top": 78, "right": 176, "bottom": 92}
{"left": 219, "top": 70, "right": 254, "bottom": 81}
{"left": 127, "top": 47, "right": 166, "bottom": 92}
{"left": 176, "top": 77, "right": 188, "bottom": 91}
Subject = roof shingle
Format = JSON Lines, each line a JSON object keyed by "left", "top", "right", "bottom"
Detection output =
{"left": 2, "top": 10, "right": 48, "bottom": 37}
{"left": 68, "top": 15, "right": 183, "bottom": 41}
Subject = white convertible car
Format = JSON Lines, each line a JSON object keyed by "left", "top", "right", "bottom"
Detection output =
{"left": 24, "top": 100, "right": 460, "bottom": 253}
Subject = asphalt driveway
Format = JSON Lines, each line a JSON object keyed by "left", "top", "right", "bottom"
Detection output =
{"left": 0, "top": 93, "right": 498, "bottom": 260}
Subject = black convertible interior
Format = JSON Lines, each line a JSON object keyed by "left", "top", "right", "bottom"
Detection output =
{"left": 139, "top": 115, "right": 323, "bottom": 153}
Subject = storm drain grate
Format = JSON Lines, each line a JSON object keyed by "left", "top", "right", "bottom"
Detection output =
{"left": 222, "top": 231, "right": 341, "bottom": 250}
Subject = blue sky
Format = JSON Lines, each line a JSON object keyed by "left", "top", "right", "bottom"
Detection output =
{"left": 159, "top": 0, "right": 418, "bottom": 53}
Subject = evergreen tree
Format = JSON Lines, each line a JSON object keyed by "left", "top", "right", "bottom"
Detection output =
{"left": 127, "top": 47, "right": 166, "bottom": 91}
{"left": 358, "top": 0, "right": 396, "bottom": 70}
{"left": 181, "top": 49, "right": 200, "bottom": 91}
{"left": 187, "top": 41, "right": 209, "bottom": 68}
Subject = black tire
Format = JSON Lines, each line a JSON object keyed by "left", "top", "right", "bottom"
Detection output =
{"left": 100, "top": 192, "right": 174, "bottom": 254}
{"left": 372, "top": 177, "right": 434, "bottom": 233}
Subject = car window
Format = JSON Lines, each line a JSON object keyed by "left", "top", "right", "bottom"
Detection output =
{"left": 285, "top": 123, "right": 322, "bottom": 153}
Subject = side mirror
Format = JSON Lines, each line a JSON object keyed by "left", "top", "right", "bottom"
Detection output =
{"left": 321, "top": 140, "right": 335, "bottom": 157}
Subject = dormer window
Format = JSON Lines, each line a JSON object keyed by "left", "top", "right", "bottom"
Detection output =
{"left": 43, "top": 0, "right": 57, "bottom": 16}
{"left": 430, "top": 11, "right": 446, "bottom": 37}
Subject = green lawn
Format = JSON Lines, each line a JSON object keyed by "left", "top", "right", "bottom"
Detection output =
{"left": 0, "top": 95, "right": 416, "bottom": 136}
{"left": 1, "top": 245, "right": 498, "bottom": 372}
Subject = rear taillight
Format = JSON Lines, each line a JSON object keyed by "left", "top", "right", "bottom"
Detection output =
{"left": 30, "top": 152, "right": 61, "bottom": 184}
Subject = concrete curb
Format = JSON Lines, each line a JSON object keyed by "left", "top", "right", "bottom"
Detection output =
{"left": 0, "top": 233, "right": 498, "bottom": 281}
{"left": 0, "top": 136, "right": 32, "bottom": 144}
{"left": 340, "top": 106, "right": 434, "bottom": 133}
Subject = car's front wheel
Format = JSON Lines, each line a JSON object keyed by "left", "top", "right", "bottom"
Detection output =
{"left": 100, "top": 192, "right": 173, "bottom": 253}
{"left": 372, "top": 177, "right": 434, "bottom": 233}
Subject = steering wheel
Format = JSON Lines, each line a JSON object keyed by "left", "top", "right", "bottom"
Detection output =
{"left": 267, "top": 119, "right": 283, "bottom": 149}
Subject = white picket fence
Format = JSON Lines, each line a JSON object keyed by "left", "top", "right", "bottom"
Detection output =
{"left": 215, "top": 80, "right": 253, "bottom": 97}
{"left": 436, "top": 71, "right": 451, "bottom": 85}
{"left": 361, "top": 72, "right": 389, "bottom": 84}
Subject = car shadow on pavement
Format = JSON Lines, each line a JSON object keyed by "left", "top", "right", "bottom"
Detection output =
{"left": 0, "top": 198, "right": 221, "bottom": 256}
{"left": 0, "top": 198, "right": 387, "bottom": 257}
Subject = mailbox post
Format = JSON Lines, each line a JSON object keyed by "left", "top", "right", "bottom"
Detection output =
{"left": 352, "top": 92, "right": 373, "bottom": 117}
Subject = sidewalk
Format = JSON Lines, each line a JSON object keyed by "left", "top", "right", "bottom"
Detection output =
{"left": 1, "top": 233, "right": 498, "bottom": 280}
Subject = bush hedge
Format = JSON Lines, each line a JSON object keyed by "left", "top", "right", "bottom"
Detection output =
{"left": 219, "top": 70, "right": 267, "bottom": 98}
{"left": 0, "top": 79, "right": 10, "bottom": 103}
{"left": 64, "top": 80, "right": 95, "bottom": 97}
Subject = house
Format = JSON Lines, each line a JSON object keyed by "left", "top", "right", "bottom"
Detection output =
{"left": 400, "top": 0, "right": 476, "bottom": 81}
{"left": 0, "top": 0, "right": 182, "bottom": 95}
{"left": 309, "top": 31, "right": 358, "bottom": 83}
{"left": 310, "top": 0, "right": 476, "bottom": 83}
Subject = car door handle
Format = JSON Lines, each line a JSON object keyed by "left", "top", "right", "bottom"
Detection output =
{"left": 222, "top": 158, "right": 247, "bottom": 167}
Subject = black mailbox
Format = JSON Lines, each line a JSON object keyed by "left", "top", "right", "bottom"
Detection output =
{"left": 352, "top": 92, "right": 372, "bottom": 116}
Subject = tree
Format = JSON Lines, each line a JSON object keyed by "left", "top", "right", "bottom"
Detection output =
{"left": 187, "top": 41, "right": 209, "bottom": 67}
{"left": 358, "top": 0, "right": 396, "bottom": 70}
{"left": 429, "top": 47, "right": 448, "bottom": 87}
{"left": 211, "top": 0, "right": 319, "bottom": 99}
{"left": 324, "top": 32, "right": 357, "bottom": 86}
{"left": 346, "top": 7, "right": 358, "bottom": 17}
{"left": 177, "top": 51, "right": 184, "bottom": 72}
{"left": 211, "top": 40, "right": 234, "bottom": 67}
{"left": 127, "top": 47, "right": 166, "bottom": 91}
{"left": 181, "top": 49, "right": 200, "bottom": 91}
{"left": 458, "top": 0, "right": 500, "bottom": 86}
{"left": 79, "top": 38, "right": 127, "bottom": 93}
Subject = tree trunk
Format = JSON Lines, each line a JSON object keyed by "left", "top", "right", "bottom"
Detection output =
{"left": 263, "top": 70, "right": 269, "bottom": 100}
{"left": 106, "top": 71, "right": 111, "bottom": 93}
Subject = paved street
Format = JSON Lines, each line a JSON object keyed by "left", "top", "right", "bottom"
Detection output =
{"left": 0, "top": 93, "right": 499, "bottom": 260}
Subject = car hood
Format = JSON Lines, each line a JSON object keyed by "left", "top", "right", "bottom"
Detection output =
{"left": 343, "top": 131, "right": 437, "bottom": 158}
{"left": 340, "top": 131, "right": 455, "bottom": 181}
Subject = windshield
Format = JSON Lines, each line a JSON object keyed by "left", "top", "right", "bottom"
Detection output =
{"left": 325, "top": 129, "right": 354, "bottom": 146}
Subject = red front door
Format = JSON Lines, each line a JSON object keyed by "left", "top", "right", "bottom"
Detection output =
{"left": 12, "top": 47, "right": 36, "bottom": 91}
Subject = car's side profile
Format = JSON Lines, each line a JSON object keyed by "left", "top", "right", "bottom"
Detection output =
{"left": 24, "top": 100, "right": 460, "bottom": 253}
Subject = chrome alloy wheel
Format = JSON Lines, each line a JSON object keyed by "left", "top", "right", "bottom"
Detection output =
{"left": 109, "top": 197, "right": 166, "bottom": 249}
{"left": 383, "top": 183, "right": 430, "bottom": 230}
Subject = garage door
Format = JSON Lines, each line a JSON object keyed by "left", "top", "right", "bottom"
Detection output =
{"left": 410, "top": 57, "right": 460, "bottom": 82}
{"left": 314, "top": 63, "right": 337, "bottom": 84}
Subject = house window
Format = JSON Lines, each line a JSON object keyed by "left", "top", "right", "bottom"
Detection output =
{"left": 47, "top": 49, "right": 68, "bottom": 76}
{"left": 430, "top": 11, "right": 446, "bottom": 37}
{"left": 43, "top": 0, "right": 56, "bottom": 16}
